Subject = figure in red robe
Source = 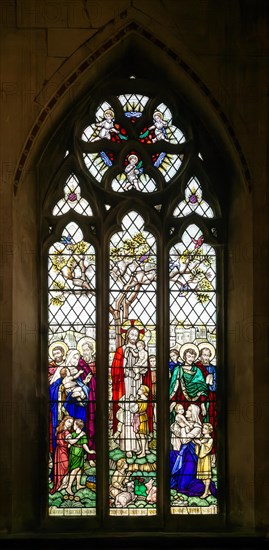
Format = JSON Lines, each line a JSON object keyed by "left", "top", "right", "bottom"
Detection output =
{"left": 111, "top": 323, "right": 153, "bottom": 440}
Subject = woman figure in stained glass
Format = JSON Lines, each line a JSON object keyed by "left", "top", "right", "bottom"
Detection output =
{"left": 50, "top": 415, "right": 74, "bottom": 494}
{"left": 170, "top": 403, "right": 202, "bottom": 494}
{"left": 170, "top": 404, "right": 217, "bottom": 497}
{"left": 48, "top": 341, "right": 69, "bottom": 453}
{"left": 49, "top": 415, "right": 86, "bottom": 494}
{"left": 77, "top": 337, "right": 97, "bottom": 458}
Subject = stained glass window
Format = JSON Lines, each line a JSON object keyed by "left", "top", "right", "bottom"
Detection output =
{"left": 173, "top": 177, "right": 214, "bottom": 218}
{"left": 48, "top": 222, "right": 97, "bottom": 515}
{"left": 45, "top": 81, "right": 222, "bottom": 522}
{"left": 52, "top": 176, "right": 93, "bottom": 216}
{"left": 169, "top": 224, "right": 217, "bottom": 514}
{"left": 109, "top": 212, "right": 157, "bottom": 515}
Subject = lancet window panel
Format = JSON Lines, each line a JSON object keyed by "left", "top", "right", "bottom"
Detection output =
{"left": 48, "top": 221, "right": 97, "bottom": 516}
{"left": 108, "top": 211, "right": 157, "bottom": 516}
{"left": 169, "top": 224, "right": 218, "bottom": 515}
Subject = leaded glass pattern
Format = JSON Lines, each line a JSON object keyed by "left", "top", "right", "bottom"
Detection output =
{"left": 155, "top": 153, "right": 183, "bottom": 182}
{"left": 79, "top": 97, "right": 186, "bottom": 191}
{"left": 48, "top": 222, "right": 97, "bottom": 515}
{"left": 118, "top": 94, "right": 149, "bottom": 121}
{"left": 173, "top": 177, "right": 214, "bottom": 218}
{"left": 83, "top": 152, "right": 112, "bottom": 182}
{"left": 52, "top": 175, "right": 93, "bottom": 216}
{"left": 169, "top": 224, "right": 218, "bottom": 514}
{"left": 108, "top": 212, "right": 157, "bottom": 515}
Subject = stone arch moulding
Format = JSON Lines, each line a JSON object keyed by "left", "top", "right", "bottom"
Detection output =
{"left": 13, "top": 21, "right": 251, "bottom": 196}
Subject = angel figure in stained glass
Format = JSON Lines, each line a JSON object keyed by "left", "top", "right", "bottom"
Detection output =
{"left": 92, "top": 109, "right": 120, "bottom": 141}
{"left": 123, "top": 154, "right": 143, "bottom": 191}
{"left": 148, "top": 110, "right": 169, "bottom": 142}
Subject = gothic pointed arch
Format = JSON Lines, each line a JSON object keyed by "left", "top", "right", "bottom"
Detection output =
{"left": 37, "top": 32, "right": 232, "bottom": 529}
{"left": 15, "top": 22, "right": 250, "bottom": 199}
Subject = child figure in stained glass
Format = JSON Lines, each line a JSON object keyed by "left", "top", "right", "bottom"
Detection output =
{"left": 110, "top": 457, "right": 133, "bottom": 505}
{"left": 60, "top": 366, "right": 87, "bottom": 403}
{"left": 66, "top": 419, "right": 95, "bottom": 495}
{"left": 131, "top": 384, "right": 150, "bottom": 458}
{"left": 92, "top": 109, "right": 119, "bottom": 141}
{"left": 194, "top": 422, "right": 214, "bottom": 498}
{"left": 170, "top": 403, "right": 191, "bottom": 451}
{"left": 123, "top": 154, "right": 142, "bottom": 191}
{"left": 133, "top": 340, "right": 148, "bottom": 381}
{"left": 148, "top": 111, "right": 169, "bottom": 142}
{"left": 169, "top": 348, "right": 180, "bottom": 378}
